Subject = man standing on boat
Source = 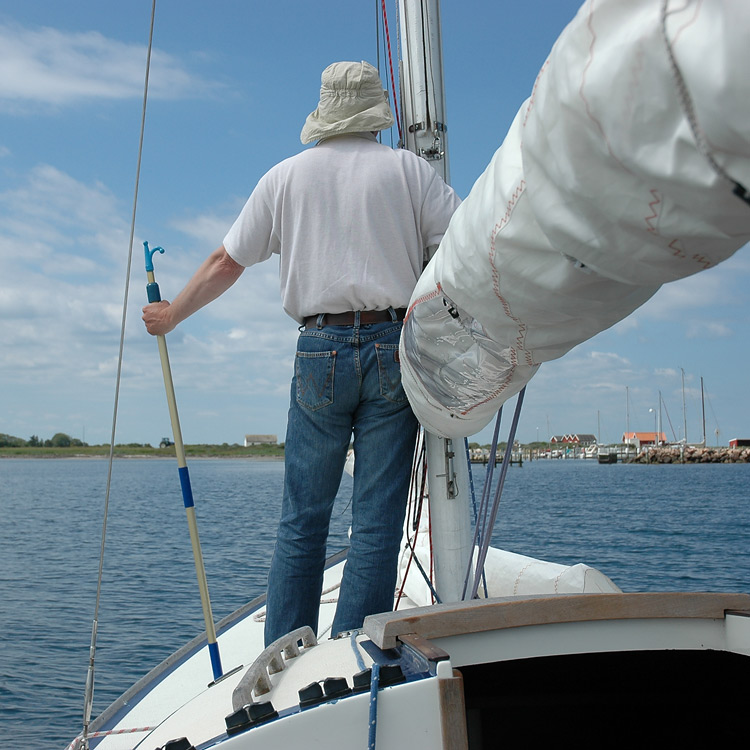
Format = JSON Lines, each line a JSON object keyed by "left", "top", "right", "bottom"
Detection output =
{"left": 142, "top": 61, "right": 459, "bottom": 645}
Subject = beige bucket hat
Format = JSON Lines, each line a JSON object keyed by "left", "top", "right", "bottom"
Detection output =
{"left": 300, "top": 61, "right": 394, "bottom": 144}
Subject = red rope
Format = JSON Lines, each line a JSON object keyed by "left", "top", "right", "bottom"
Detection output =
{"left": 380, "top": 0, "right": 403, "bottom": 142}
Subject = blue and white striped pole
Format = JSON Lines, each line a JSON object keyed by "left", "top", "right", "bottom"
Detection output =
{"left": 144, "top": 241, "right": 223, "bottom": 681}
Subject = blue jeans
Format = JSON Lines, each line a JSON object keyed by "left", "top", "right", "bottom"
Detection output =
{"left": 264, "top": 317, "right": 418, "bottom": 645}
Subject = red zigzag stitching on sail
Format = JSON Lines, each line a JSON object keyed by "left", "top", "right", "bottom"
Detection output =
{"left": 489, "top": 180, "right": 533, "bottom": 367}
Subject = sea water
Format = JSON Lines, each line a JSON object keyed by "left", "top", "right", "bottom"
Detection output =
{"left": 1, "top": 457, "right": 748, "bottom": 748}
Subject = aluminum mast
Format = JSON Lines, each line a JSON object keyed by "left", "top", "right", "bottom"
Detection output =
{"left": 398, "top": 0, "right": 473, "bottom": 603}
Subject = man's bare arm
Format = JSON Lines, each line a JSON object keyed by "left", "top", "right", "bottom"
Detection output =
{"left": 142, "top": 245, "right": 244, "bottom": 336}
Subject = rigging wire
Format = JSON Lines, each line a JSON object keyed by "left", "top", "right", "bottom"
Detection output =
{"left": 418, "top": 0, "right": 434, "bottom": 131}
{"left": 394, "top": 430, "right": 425, "bottom": 608}
{"left": 79, "top": 2, "right": 157, "bottom": 747}
{"left": 375, "top": 0, "right": 382, "bottom": 133}
{"left": 462, "top": 407, "right": 503, "bottom": 600}
{"left": 463, "top": 437, "right": 488, "bottom": 598}
{"left": 469, "top": 388, "right": 526, "bottom": 601}
{"left": 661, "top": 396, "right": 679, "bottom": 443}
{"left": 703, "top": 387, "right": 721, "bottom": 445}
{"left": 394, "top": 0, "right": 404, "bottom": 145}
{"left": 395, "top": 430, "right": 443, "bottom": 607}
{"left": 379, "top": 0, "right": 403, "bottom": 144}
{"left": 375, "top": 0, "right": 394, "bottom": 148}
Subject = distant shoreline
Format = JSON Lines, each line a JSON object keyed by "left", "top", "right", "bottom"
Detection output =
{"left": 0, "top": 446, "right": 285, "bottom": 460}
{"left": 0, "top": 454, "right": 285, "bottom": 460}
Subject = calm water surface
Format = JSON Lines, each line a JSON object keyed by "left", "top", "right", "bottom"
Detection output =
{"left": 1, "top": 457, "right": 748, "bottom": 747}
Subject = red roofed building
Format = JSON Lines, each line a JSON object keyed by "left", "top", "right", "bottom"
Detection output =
{"left": 623, "top": 432, "right": 667, "bottom": 449}
{"left": 549, "top": 433, "right": 597, "bottom": 446}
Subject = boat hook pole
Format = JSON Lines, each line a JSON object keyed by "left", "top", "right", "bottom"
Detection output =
{"left": 144, "top": 241, "right": 224, "bottom": 681}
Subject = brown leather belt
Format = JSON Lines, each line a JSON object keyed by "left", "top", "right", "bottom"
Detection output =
{"left": 304, "top": 309, "right": 407, "bottom": 328}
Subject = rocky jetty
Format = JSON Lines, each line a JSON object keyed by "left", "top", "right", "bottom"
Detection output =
{"left": 630, "top": 446, "right": 750, "bottom": 464}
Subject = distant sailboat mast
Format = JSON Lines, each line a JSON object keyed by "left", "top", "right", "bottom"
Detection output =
{"left": 658, "top": 390, "right": 663, "bottom": 446}
{"left": 626, "top": 386, "right": 630, "bottom": 442}
{"left": 681, "top": 367, "right": 688, "bottom": 444}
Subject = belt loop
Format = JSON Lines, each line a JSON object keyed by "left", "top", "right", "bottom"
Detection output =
{"left": 387, "top": 306, "right": 397, "bottom": 322}
{"left": 354, "top": 310, "right": 361, "bottom": 328}
{"left": 316, "top": 313, "right": 325, "bottom": 329}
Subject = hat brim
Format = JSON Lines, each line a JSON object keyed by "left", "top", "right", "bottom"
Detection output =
{"left": 301, "top": 100, "right": 394, "bottom": 144}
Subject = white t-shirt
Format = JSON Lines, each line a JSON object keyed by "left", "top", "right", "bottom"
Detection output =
{"left": 223, "top": 133, "right": 460, "bottom": 323}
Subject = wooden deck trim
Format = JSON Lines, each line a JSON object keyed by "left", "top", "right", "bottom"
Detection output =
{"left": 364, "top": 593, "right": 750, "bottom": 650}
{"left": 438, "top": 668, "right": 468, "bottom": 750}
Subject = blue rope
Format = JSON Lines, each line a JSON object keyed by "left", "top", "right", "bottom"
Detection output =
{"left": 348, "top": 630, "right": 380, "bottom": 748}
{"left": 349, "top": 630, "right": 366, "bottom": 672}
{"left": 408, "top": 542, "right": 443, "bottom": 604}
{"left": 368, "top": 663, "right": 381, "bottom": 749}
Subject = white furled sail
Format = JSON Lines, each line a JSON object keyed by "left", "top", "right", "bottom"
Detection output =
{"left": 401, "top": 0, "right": 750, "bottom": 438}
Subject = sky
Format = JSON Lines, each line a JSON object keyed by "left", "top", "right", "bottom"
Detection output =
{"left": 1, "top": 0, "right": 748, "bottom": 448}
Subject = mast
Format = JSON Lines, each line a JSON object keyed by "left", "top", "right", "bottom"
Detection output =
{"left": 625, "top": 386, "right": 630, "bottom": 442}
{"left": 397, "top": 0, "right": 473, "bottom": 603}
{"left": 658, "top": 390, "right": 663, "bottom": 446}
{"left": 681, "top": 367, "right": 688, "bottom": 444}
{"left": 398, "top": 0, "right": 450, "bottom": 183}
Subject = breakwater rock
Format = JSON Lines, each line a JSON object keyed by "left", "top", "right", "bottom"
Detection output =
{"left": 630, "top": 446, "right": 750, "bottom": 464}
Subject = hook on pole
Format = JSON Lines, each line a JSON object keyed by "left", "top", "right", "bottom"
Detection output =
{"left": 143, "top": 240, "right": 165, "bottom": 272}
{"left": 144, "top": 241, "right": 166, "bottom": 303}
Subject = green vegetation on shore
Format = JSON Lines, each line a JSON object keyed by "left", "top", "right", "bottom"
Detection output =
{"left": 0, "top": 432, "right": 284, "bottom": 458}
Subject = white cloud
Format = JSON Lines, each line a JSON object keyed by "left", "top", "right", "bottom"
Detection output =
{"left": 607, "top": 250, "right": 749, "bottom": 347}
{"left": 172, "top": 211, "right": 238, "bottom": 248}
{"left": 587, "top": 350, "right": 631, "bottom": 368}
{"left": 0, "top": 166, "right": 136, "bottom": 386}
{"left": 636, "top": 261, "right": 743, "bottom": 320}
{"left": 0, "top": 23, "right": 217, "bottom": 111}
{"left": 0, "top": 164, "right": 127, "bottom": 266}
{"left": 611, "top": 315, "right": 640, "bottom": 334}
{"left": 685, "top": 320, "right": 732, "bottom": 339}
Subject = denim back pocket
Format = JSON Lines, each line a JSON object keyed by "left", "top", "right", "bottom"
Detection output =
{"left": 375, "top": 343, "right": 407, "bottom": 404}
{"left": 295, "top": 350, "right": 336, "bottom": 410}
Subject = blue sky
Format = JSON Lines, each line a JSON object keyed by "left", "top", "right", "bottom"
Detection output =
{"left": 1, "top": 0, "right": 747, "bottom": 448}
